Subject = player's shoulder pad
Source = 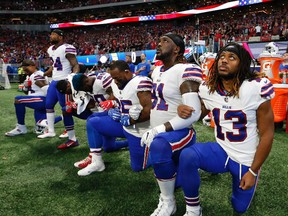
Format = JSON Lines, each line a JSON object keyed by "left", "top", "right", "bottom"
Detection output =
{"left": 182, "top": 63, "right": 203, "bottom": 83}
{"left": 100, "top": 72, "right": 113, "bottom": 89}
{"left": 136, "top": 75, "right": 153, "bottom": 91}
{"left": 248, "top": 77, "right": 275, "bottom": 99}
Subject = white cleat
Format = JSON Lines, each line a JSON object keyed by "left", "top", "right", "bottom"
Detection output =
{"left": 183, "top": 207, "right": 202, "bottom": 216}
{"left": 150, "top": 194, "right": 176, "bottom": 216}
{"left": 37, "top": 131, "right": 56, "bottom": 139}
{"left": 74, "top": 155, "right": 92, "bottom": 168}
{"left": 77, "top": 159, "right": 105, "bottom": 176}
{"left": 5, "top": 124, "right": 27, "bottom": 137}
{"left": 59, "top": 130, "right": 68, "bottom": 138}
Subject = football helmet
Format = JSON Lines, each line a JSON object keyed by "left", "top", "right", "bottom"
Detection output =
{"left": 199, "top": 52, "right": 216, "bottom": 64}
{"left": 34, "top": 119, "right": 48, "bottom": 134}
{"left": 202, "top": 114, "right": 211, "bottom": 127}
{"left": 265, "top": 42, "right": 279, "bottom": 54}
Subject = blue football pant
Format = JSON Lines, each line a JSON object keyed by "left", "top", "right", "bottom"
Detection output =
{"left": 87, "top": 113, "right": 149, "bottom": 171}
{"left": 46, "top": 80, "right": 74, "bottom": 130}
{"left": 179, "top": 142, "right": 258, "bottom": 213}
{"left": 149, "top": 128, "right": 196, "bottom": 181}
{"left": 15, "top": 95, "right": 46, "bottom": 124}
{"left": 15, "top": 95, "right": 63, "bottom": 125}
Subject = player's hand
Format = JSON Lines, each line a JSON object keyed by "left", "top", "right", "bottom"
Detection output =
{"left": 65, "top": 101, "right": 77, "bottom": 113}
{"left": 99, "top": 100, "right": 117, "bottom": 111}
{"left": 108, "top": 108, "right": 121, "bottom": 121}
{"left": 140, "top": 125, "right": 166, "bottom": 147}
{"left": 129, "top": 105, "right": 143, "bottom": 120}
{"left": 120, "top": 115, "right": 131, "bottom": 127}
{"left": 239, "top": 170, "right": 257, "bottom": 190}
{"left": 177, "top": 104, "right": 194, "bottom": 119}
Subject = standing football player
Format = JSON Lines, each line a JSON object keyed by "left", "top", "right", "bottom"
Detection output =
{"left": 38, "top": 29, "right": 80, "bottom": 150}
{"left": 177, "top": 43, "right": 274, "bottom": 215}
{"left": 140, "top": 33, "right": 203, "bottom": 216}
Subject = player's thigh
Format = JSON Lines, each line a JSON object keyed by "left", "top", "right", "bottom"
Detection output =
{"left": 88, "top": 115, "right": 124, "bottom": 137}
{"left": 182, "top": 142, "right": 229, "bottom": 173}
{"left": 46, "top": 81, "right": 59, "bottom": 108}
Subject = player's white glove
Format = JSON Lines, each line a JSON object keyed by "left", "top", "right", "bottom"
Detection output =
{"left": 129, "top": 104, "right": 143, "bottom": 120}
{"left": 140, "top": 124, "right": 166, "bottom": 148}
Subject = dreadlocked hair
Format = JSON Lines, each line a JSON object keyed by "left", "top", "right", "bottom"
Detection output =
{"left": 176, "top": 54, "right": 186, "bottom": 64}
{"left": 206, "top": 42, "right": 263, "bottom": 97}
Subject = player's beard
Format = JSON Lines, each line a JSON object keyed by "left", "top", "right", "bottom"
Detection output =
{"left": 118, "top": 80, "right": 129, "bottom": 90}
{"left": 50, "top": 39, "right": 59, "bottom": 45}
{"left": 156, "top": 53, "right": 169, "bottom": 61}
{"left": 219, "top": 72, "right": 236, "bottom": 81}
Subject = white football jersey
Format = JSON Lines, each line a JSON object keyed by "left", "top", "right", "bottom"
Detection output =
{"left": 150, "top": 63, "right": 202, "bottom": 128}
{"left": 199, "top": 77, "right": 275, "bottom": 166}
{"left": 47, "top": 43, "right": 77, "bottom": 81}
{"left": 111, "top": 75, "right": 153, "bottom": 137}
{"left": 91, "top": 72, "right": 112, "bottom": 104}
{"left": 29, "top": 70, "right": 46, "bottom": 96}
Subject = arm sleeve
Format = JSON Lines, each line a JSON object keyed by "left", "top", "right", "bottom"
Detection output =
{"left": 169, "top": 92, "right": 201, "bottom": 130}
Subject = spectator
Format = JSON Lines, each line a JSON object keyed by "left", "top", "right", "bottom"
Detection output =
{"left": 135, "top": 53, "right": 151, "bottom": 76}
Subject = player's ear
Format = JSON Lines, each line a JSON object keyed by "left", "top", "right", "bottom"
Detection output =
{"left": 174, "top": 46, "right": 180, "bottom": 55}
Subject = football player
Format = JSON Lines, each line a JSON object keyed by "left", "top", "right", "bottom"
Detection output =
{"left": 5, "top": 59, "right": 62, "bottom": 136}
{"left": 74, "top": 60, "right": 152, "bottom": 176}
{"left": 56, "top": 72, "right": 128, "bottom": 152}
{"left": 178, "top": 43, "right": 274, "bottom": 215}
{"left": 140, "top": 33, "right": 203, "bottom": 216}
{"left": 37, "top": 29, "right": 80, "bottom": 150}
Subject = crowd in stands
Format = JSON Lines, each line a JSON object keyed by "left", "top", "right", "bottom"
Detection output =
{"left": 0, "top": 0, "right": 231, "bottom": 25}
{"left": 0, "top": 1, "right": 287, "bottom": 64}
{"left": 0, "top": 0, "right": 229, "bottom": 11}
{"left": 0, "top": 0, "right": 130, "bottom": 11}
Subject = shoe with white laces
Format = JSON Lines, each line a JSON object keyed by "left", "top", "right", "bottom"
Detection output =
{"left": 183, "top": 206, "right": 202, "bottom": 216}
{"left": 150, "top": 194, "right": 176, "bottom": 216}
{"left": 37, "top": 131, "right": 56, "bottom": 139}
{"left": 74, "top": 154, "right": 92, "bottom": 168}
{"left": 57, "top": 139, "right": 79, "bottom": 150}
{"left": 59, "top": 130, "right": 68, "bottom": 138}
{"left": 5, "top": 124, "right": 27, "bottom": 137}
{"left": 77, "top": 159, "right": 105, "bottom": 176}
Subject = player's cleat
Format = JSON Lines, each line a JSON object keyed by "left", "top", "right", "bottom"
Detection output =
{"left": 57, "top": 139, "right": 79, "bottom": 150}
{"left": 37, "top": 131, "right": 56, "bottom": 139}
{"left": 74, "top": 154, "right": 92, "bottom": 168}
{"left": 5, "top": 124, "right": 27, "bottom": 137}
{"left": 77, "top": 159, "right": 105, "bottom": 176}
{"left": 150, "top": 194, "right": 176, "bottom": 216}
{"left": 59, "top": 130, "right": 68, "bottom": 138}
{"left": 183, "top": 206, "right": 202, "bottom": 216}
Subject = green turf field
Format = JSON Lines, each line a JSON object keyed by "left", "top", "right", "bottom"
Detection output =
{"left": 0, "top": 83, "right": 287, "bottom": 216}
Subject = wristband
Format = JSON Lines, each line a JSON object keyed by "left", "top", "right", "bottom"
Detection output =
{"left": 248, "top": 168, "right": 257, "bottom": 177}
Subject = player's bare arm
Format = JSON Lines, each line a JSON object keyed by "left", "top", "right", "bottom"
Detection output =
{"left": 105, "top": 86, "right": 113, "bottom": 97}
{"left": 44, "top": 66, "right": 53, "bottom": 77}
{"left": 240, "top": 100, "right": 274, "bottom": 190}
{"left": 66, "top": 53, "right": 80, "bottom": 73}
{"left": 34, "top": 80, "right": 48, "bottom": 88}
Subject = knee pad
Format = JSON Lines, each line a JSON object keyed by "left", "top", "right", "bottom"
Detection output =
{"left": 150, "top": 137, "right": 172, "bottom": 164}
